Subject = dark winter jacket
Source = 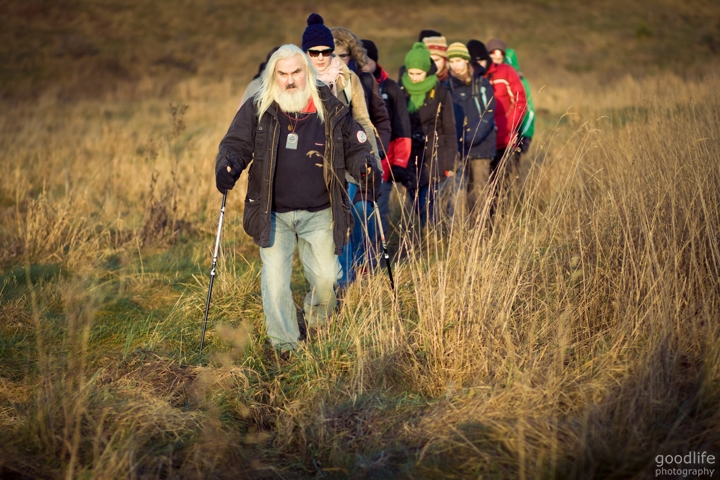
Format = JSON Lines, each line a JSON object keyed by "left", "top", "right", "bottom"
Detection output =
{"left": 354, "top": 68, "right": 392, "bottom": 157}
{"left": 444, "top": 69, "right": 496, "bottom": 160}
{"left": 401, "top": 81, "right": 457, "bottom": 188}
{"left": 215, "top": 85, "right": 379, "bottom": 255}
{"left": 375, "top": 66, "right": 411, "bottom": 181}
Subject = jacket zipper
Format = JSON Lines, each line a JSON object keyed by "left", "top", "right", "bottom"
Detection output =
{"left": 266, "top": 117, "right": 278, "bottom": 214}
{"left": 325, "top": 105, "right": 343, "bottom": 229}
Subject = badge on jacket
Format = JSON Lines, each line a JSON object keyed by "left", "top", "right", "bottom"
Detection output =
{"left": 357, "top": 131, "right": 367, "bottom": 143}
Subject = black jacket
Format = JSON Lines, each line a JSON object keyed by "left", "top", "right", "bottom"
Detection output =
{"left": 376, "top": 68, "right": 411, "bottom": 171}
{"left": 215, "top": 86, "right": 378, "bottom": 254}
{"left": 401, "top": 81, "right": 457, "bottom": 188}
{"left": 443, "top": 71, "right": 496, "bottom": 160}
{"left": 357, "top": 70, "right": 392, "bottom": 157}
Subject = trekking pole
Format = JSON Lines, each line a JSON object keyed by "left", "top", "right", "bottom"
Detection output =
{"left": 200, "top": 192, "right": 227, "bottom": 352}
{"left": 373, "top": 201, "right": 395, "bottom": 296}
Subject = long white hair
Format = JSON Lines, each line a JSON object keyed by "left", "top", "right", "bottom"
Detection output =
{"left": 254, "top": 44, "right": 325, "bottom": 123}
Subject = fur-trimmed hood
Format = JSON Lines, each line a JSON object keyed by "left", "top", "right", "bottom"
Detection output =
{"left": 330, "top": 27, "right": 368, "bottom": 68}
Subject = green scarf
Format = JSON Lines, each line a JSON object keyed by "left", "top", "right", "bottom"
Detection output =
{"left": 402, "top": 73, "right": 437, "bottom": 113}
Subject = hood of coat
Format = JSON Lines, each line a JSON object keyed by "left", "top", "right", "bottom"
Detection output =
{"left": 330, "top": 27, "right": 369, "bottom": 68}
{"left": 504, "top": 48, "right": 522, "bottom": 75}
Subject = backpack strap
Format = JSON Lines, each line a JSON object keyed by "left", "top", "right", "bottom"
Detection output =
{"left": 360, "top": 72, "right": 374, "bottom": 108}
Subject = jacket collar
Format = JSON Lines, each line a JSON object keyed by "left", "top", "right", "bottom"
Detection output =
{"left": 317, "top": 84, "right": 349, "bottom": 124}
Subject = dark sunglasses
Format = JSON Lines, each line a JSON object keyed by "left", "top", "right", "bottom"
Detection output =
{"left": 307, "top": 48, "right": 334, "bottom": 58}
{"left": 337, "top": 53, "right": 350, "bottom": 59}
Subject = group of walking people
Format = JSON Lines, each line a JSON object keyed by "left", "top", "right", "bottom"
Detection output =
{"left": 214, "top": 13, "right": 536, "bottom": 353}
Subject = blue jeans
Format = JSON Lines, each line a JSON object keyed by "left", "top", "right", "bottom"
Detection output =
{"left": 260, "top": 208, "right": 340, "bottom": 350}
{"left": 406, "top": 183, "right": 438, "bottom": 229}
{"left": 376, "top": 180, "right": 393, "bottom": 237}
{"left": 338, "top": 183, "right": 379, "bottom": 289}
{"left": 351, "top": 199, "right": 377, "bottom": 269}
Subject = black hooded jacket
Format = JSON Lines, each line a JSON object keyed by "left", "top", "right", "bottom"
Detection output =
{"left": 400, "top": 81, "right": 457, "bottom": 188}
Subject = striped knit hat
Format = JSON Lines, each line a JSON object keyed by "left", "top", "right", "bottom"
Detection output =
{"left": 447, "top": 42, "right": 470, "bottom": 61}
{"left": 423, "top": 35, "right": 448, "bottom": 59}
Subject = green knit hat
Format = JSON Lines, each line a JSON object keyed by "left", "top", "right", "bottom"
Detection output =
{"left": 447, "top": 42, "right": 470, "bottom": 61}
{"left": 404, "top": 42, "right": 432, "bottom": 73}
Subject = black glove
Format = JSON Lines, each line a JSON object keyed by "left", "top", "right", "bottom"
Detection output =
{"left": 216, "top": 158, "right": 241, "bottom": 194}
{"left": 519, "top": 136, "right": 532, "bottom": 153}
{"left": 390, "top": 165, "right": 408, "bottom": 185}
{"left": 356, "top": 163, "right": 382, "bottom": 203}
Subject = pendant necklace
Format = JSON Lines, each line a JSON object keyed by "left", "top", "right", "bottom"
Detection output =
{"left": 283, "top": 111, "right": 310, "bottom": 150}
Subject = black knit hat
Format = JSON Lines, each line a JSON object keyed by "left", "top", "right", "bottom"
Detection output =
{"left": 302, "top": 13, "right": 335, "bottom": 51}
{"left": 467, "top": 39, "right": 490, "bottom": 63}
{"left": 361, "top": 39, "right": 378, "bottom": 62}
{"left": 418, "top": 29, "right": 442, "bottom": 42}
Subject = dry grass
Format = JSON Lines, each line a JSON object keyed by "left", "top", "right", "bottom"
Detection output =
{"left": 1, "top": 70, "right": 717, "bottom": 478}
{"left": 1, "top": 1, "right": 720, "bottom": 478}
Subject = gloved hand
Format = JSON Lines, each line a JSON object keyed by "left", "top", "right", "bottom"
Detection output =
{"left": 390, "top": 165, "right": 408, "bottom": 184}
{"left": 216, "top": 158, "right": 241, "bottom": 194}
{"left": 381, "top": 157, "right": 391, "bottom": 182}
{"left": 519, "top": 136, "right": 532, "bottom": 153}
{"left": 358, "top": 163, "right": 382, "bottom": 202}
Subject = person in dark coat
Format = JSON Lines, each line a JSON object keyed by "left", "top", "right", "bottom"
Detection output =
{"left": 443, "top": 42, "right": 496, "bottom": 215}
{"left": 398, "top": 29, "right": 442, "bottom": 81}
{"left": 214, "top": 44, "right": 380, "bottom": 351}
{"left": 400, "top": 42, "right": 457, "bottom": 229}
{"left": 361, "top": 38, "right": 412, "bottom": 235}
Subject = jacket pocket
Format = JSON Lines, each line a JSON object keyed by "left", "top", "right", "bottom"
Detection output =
{"left": 242, "top": 197, "right": 262, "bottom": 240}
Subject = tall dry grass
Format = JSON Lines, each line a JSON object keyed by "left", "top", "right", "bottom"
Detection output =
{"left": 0, "top": 68, "right": 719, "bottom": 478}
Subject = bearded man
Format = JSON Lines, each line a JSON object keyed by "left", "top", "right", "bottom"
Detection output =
{"left": 215, "top": 44, "right": 380, "bottom": 352}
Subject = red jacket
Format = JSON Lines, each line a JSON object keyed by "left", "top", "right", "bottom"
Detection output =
{"left": 484, "top": 62, "right": 527, "bottom": 149}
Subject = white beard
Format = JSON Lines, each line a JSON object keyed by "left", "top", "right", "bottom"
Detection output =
{"left": 274, "top": 85, "right": 311, "bottom": 113}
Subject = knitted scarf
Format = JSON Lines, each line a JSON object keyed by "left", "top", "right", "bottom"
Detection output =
{"left": 401, "top": 73, "right": 437, "bottom": 113}
{"left": 316, "top": 56, "right": 344, "bottom": 96}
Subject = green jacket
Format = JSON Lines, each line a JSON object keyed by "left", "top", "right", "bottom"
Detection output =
{"left": 505, "top": 48, "right": 535, "bottom": 138}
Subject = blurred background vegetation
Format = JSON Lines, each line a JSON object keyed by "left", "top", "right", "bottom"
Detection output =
{"left": 2, "top": 0, "right": 719, "bottom": 101}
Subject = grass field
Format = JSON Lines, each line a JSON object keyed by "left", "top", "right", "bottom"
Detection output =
{"left": 1, "top": 1, "right": 720, "bottom": 478}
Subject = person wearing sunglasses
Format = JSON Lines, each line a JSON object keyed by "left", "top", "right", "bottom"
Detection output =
{"left": 302, "top": 13, "right": 382, "bottom": 293}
